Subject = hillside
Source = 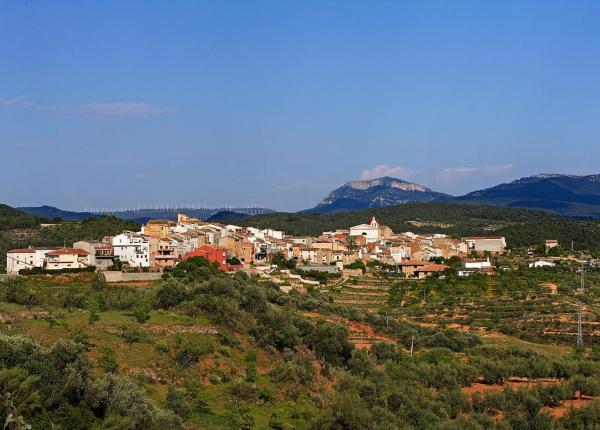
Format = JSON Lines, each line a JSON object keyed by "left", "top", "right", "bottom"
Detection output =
{"left": 456, "top": 174, "right": 600, "bottom": 218}
{"left": 0, "top": 204, "right": 48, "bottom": 231}
{"left": 229, "top": 202, "right": 600, "bottom": 251}
{"left": 19, "top": 206, "right": 275, "bottom": 222}
{"left": 0, "top": 208, "right": 139, "bottom": 269}
{"left": 306, "top": 177, "right": 451, "bottom": 213}
{"left": 17, "top": 205, "right": 96, "bottom": 221}
{"left": 305, "top": 174, "right": 600, "bottom": 218}
{"left": 3, "top": 255, "right": 600, "bottom": 428}
{"left": 206, "top": 210, "right": 250, "bottom": 222}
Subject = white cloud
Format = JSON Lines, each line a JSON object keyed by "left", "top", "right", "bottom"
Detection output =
{"left": 360, "top": 165, "right": 417, "bottom": 180}
{"left": 70, "top": 102, "right": 173, "bottom": 118}
{"left": 0, "top": 96, "right": 32, "bottom": 107}
{"left": 439, "top": 164, "right": 514, "bottom": 180}
{"left": 1, "top": 96, "right": 172, "bottom": 118}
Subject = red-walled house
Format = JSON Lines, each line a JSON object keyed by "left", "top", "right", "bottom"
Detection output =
{"left": 181, "top": 245, "right": 229, "bottom": 271}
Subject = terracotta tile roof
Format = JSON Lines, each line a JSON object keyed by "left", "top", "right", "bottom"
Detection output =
{"left": 46, "top": 248, "right": 90, "bottom": 256}
{"left": 418, "top": 264, "right": 448, "bottom": 272}
{"left": 7, "top": 247, "right": 58, "bottom": 253}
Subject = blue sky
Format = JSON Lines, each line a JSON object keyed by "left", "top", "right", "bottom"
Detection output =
{"left": 2, "top": 1, "right": 600, "bottom": 211}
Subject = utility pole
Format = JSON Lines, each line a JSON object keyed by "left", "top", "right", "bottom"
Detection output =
{"left": 577, "top": 260, "right": 585, "bottom": 350}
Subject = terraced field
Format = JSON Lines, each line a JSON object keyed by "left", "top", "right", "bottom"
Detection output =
{"left": 326, "top": 277, "right": 390, "bottom": 311}
{"left": 322, "top": 268, "right": 600, "bottom": 349}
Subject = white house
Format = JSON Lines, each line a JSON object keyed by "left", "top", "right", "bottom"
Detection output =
{"left": 464, "top": 237, "right": 507, "bottom": 254}
{"left": 44, "top": 248, "right": 91, "bottom": 270}
{"left": 349, "top": 216, "right": 380, "bottom": 243}
{"left": 462, "top": 258, "right": 493, "bottom": 270}
{"left": 389, "top": 245, "right": 411, "bottom": 263}
{"left": 457, "top": 258, "right": 495, "bottom": 276}
{"left": 529, "top": 260, "right": 556, "bottom": 268}
{"left": 112, "top": 231, "right": 151, "bottom": 267}
{"left": 6, "top": 247, "right": 55, "bottom": 274}
{"left": 299, "top": 248, "right": 318, "bottom": 263}
{"left": 261, "top": 229, "right": 285, "bottom": 240}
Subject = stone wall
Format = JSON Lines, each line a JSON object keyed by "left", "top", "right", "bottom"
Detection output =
{"left": 103, "top": 271, "right": 163, "bottom": 283}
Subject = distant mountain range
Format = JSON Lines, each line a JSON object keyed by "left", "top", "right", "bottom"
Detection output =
{"left": 454, "top": 174, "right": 600, "bottom": 218}
{"left": 306, "top": 173, "right": 600, "bottom": 218}
{"left": 305, "top": 177, "right": 451, "bottom": 214}
{"left": 206, "top": 211, "right": 251, "bottom": 222}
{"left": 17, "top": 205, "right": 274, "bottom": 223}
{"left": 12, "top": 173, "right": 600, "bottom": 222}
{"left": 17, "top": 205, "right": 96, "bottom": 221}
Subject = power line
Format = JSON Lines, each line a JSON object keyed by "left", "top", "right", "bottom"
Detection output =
{"left": 577, "top": 259, "right": 585, "bottom": 350}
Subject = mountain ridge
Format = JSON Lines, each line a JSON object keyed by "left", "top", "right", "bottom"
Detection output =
{"left": 306, "top": 173, "right": 600, "bottom": 218}
{"left": 18, "top": 205, "right": 275, "bottom": 222}
{"left": 306, "top": 176, "right": 452, "bottom": 213}
{"left": 455, "top": 173, "right": 600, "bottom": 218}
{"left": 11, "top": 172, "right": 600, "bottom": 221}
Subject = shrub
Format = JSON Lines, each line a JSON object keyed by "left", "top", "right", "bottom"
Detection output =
{"left": 306, "top": 322, "right": 354, "bottom": 366}
{"left": 155, "top": 339, "right": 169, "bottom": 354}
{"left": 98, "top": 347, "right": 118, "bottom": 373}
{"left": 155, "top": 280, "right": 188, "bottom": 309}
{"left": 166, "top": 386, "right": 192, "bottom": 420}
{"left": 132, "top": 302, "right": 151, "bottom": 324}
{"left": 173, "top": 335, "right": 214, "bottom": 370}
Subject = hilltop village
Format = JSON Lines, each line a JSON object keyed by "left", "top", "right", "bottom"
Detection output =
{"left": 5, "top": 212, "right": 530, "bottom": 284}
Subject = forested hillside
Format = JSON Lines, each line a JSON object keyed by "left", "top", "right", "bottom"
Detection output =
{"left": 0, "top": 204, "right": 47, "bottom": 231}
{"left": 232, "top": 203, "right": 600, "bottom": 251}
{"left": 0, "top": 208, "right": 139, "bottom": 269}
{"left": 3, "top": 259, "right": 600, "bottom": 428}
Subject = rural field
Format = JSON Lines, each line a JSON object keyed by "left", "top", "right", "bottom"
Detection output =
{"left": 2, "top": 257, "right": 600, "bottom": 429}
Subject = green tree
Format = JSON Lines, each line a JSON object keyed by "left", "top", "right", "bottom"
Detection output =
{"left": 98, "top": 347, "right": 118, "bottom": 373}
{"left": 246, "top": 350, "right": 257, "bottom": 383}
{"left": 166, "top": 386, "right": 192, "bottom": 420}
{"left": 307, "top": 322, "right": 354, "bottom": 366}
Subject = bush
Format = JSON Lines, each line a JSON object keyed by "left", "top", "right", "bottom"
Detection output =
{"left": 173, "top": 335, "right": 214, "bottom": 370}
{"left": 132, "top": 302, "right": 151, "bottom": 324}
{"left": 371, "top": 342, "right": 406, "bottom": 363}
{"left": 155, "top": 280, "right": 188, "bottom": 309}
{"left": 155, "top": 339, "right": 169, "bottom": 354}
{"left": 166, "top": 386, "right": 192, "bottom": 420}
{"left": 98, "top": 347, "right": 118, "bottom": 373}
{"left": 119, "top": 325, "right": 146, "bottom": 346}
{"left": 306, "top": 322, "right": 354, "bottom": 367}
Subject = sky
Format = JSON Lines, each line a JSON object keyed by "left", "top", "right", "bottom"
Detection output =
{"left": 2, "top": 1, "right": 600, "bottom": 212}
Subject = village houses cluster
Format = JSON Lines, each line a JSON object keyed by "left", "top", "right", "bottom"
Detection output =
{"left": 5, "top": 213, "right": 513, "bottom": 279}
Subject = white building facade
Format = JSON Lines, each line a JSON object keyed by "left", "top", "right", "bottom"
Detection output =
{"left": 112, "top": 232, "right": 151, "bottom": 267}
{"left": 349, "top": 216, "right": 380, "bottom": 243}
{"left": 6, "top": 247, "right": 55, "bottom": 274}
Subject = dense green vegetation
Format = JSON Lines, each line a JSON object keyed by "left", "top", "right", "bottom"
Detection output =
{"left": 2, "top": 258, "right": 600, "bottom": 428}
{"left": 232, "top": 203, "right": 600, "bottom": 251}
{"left": 0, "top": 204, "right": 46, "bottom": 231}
